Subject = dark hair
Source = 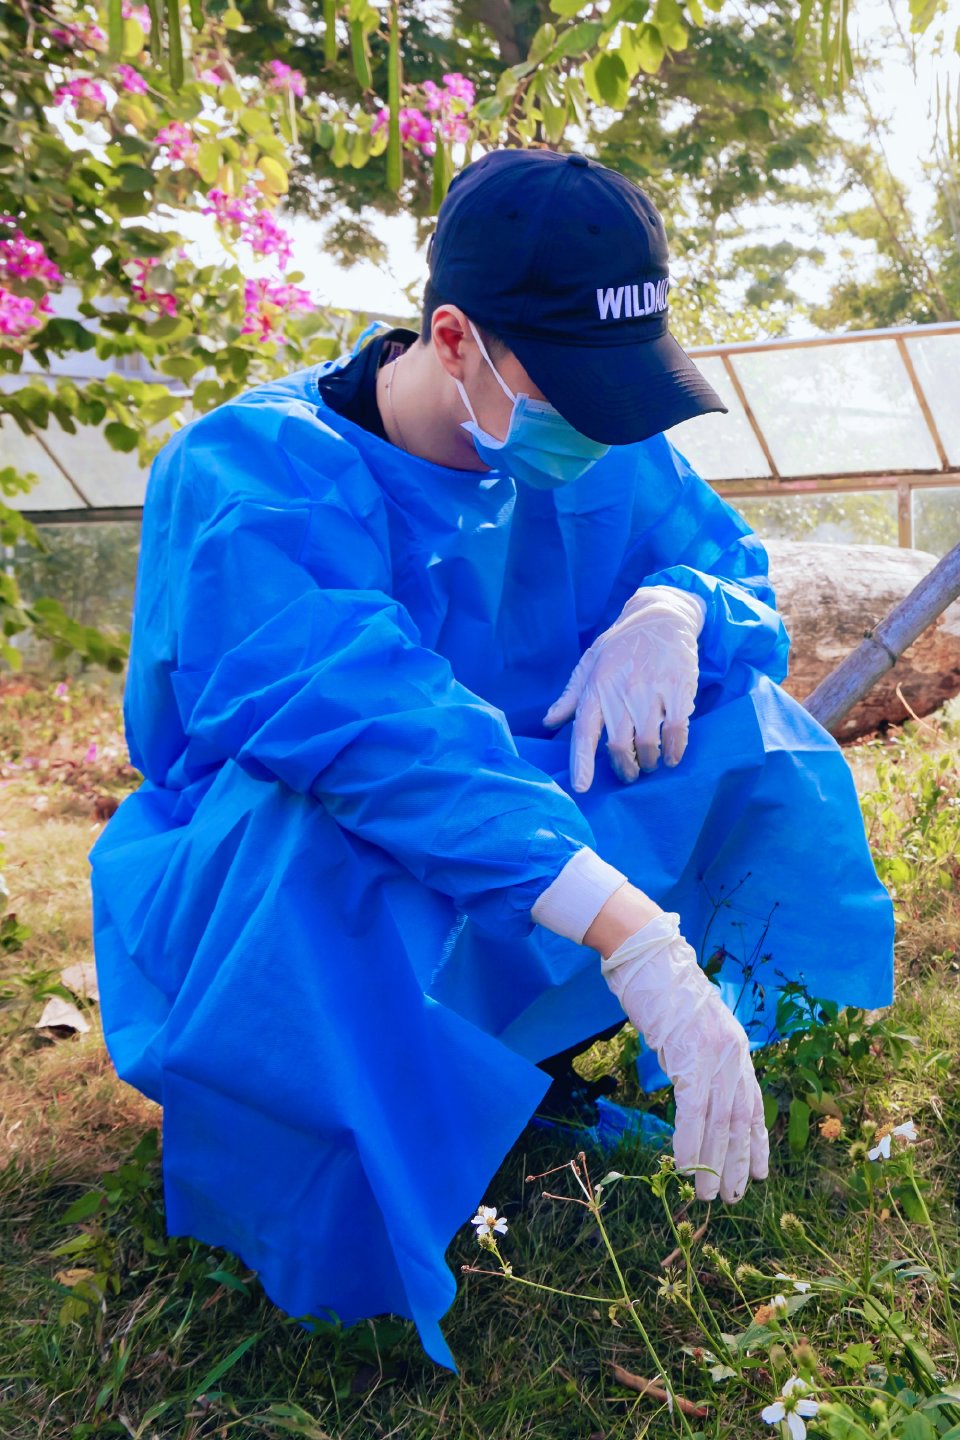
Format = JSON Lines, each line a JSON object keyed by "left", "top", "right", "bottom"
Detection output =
{"left": 420, "top": 276, "right": 510, "bottom": 359}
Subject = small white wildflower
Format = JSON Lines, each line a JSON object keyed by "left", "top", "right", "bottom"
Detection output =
{"left": 772, "top": 1293, "right": 789, "bottom": 1312}
{"left": 867, "top": 1120, "right": 918, "bottom": 1161}
{"left": 470, "top": 1205, "right": 508, "bottom": 1239}
{"left": 761, "top": 1375, "right": 820, "bottom": 1440}
{"left": 775, "top": 1271, "right": 811, "bottom": 1294}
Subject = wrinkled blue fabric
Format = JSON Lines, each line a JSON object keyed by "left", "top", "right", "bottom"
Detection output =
{"left": 89, "top": 339, "right": 895, "bottom": 1373}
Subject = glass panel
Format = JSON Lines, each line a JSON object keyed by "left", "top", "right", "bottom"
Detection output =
{"left": 903, "top": 334, "right": 960, "bottom": 465}
{"left": 42, "top": 420, "right": 149, "bottom": 510}
{"left": 0, "top": 425, "right": 82, "bottom": 511}
{"left": 666, "top": 354, "right": 772, "bottom": 481}
{"left": 912, "top": 486, "right": 960, "bottom": 558}
{"left": 731, "top": 489, "right": 899, "bottom": 547}
{"left": 12, "top": 520, "right": 141, "bottom": 679}
{"left": 730, "top": 340, "right": 942, "bottom": 476}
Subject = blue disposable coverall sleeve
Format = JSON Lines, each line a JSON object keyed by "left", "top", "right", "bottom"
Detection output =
{"left": 166, "top": 403, "right": 596, "bottom": 939}
{"left": 627, "top": 436, "right": 791, "bottom": 687}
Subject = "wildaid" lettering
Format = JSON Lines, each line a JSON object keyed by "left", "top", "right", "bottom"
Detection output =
{"left": 596, "top": 279, "right": 670, "bottom": 320}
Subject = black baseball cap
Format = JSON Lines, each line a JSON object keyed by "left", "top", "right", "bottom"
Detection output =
{"left": 426, "top": 147, "right": 727, "bottom": 446}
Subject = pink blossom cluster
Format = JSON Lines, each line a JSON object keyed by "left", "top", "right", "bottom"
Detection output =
{"left": 50, "top": 19, "right": 107, "bottom": 50}
{"left": 423, "top": 71, "right": 475, "bottom": 143}
{"left": 371, "top": 106, "right": 436, "bottom": 154}
{"left": 126, "top": 257, "right": 178, "bottom": 316}
{"left": 244, "top": 207, "right": 294, "bottom": 268}
{"left": 0, "top": 288, "right": 53, "bottom": 344}
{"left": 196, "top": 65, "right": 225, "bottom": 86}
{"left": 154, "top": 121, "right": 198, "bottom": 165}
{"left": 202, "top": 186, "right": 294, "bottom": 268}
{"left": 54, "top": 76, "right": 108, "bottom": 115}
{"left": 0, "top": 221, "right": 65, "bottom": 288}
{"left": 122, "top": 2, "right": 152, "bottom": 33}
{"left": 370, "top": 71, "right": 476, "bottom": 153}
{"left": 241, "top": 278, "right": 314, "bottom": 342}
{"left": 424, "top": 72, "right": 476, "bottom": 108}
{"left": 115, "top": 63, "right": 148, "bottom": 94}
{"left": 203, "top": 188, "right": 250, "bottom": 227}
{"left": 265, "top": 59, "right": 306, "bottom": 98}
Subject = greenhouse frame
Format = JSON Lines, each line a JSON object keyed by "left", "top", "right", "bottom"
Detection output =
{"left": 2, "top": 318, "right": 959, "bottom": 556}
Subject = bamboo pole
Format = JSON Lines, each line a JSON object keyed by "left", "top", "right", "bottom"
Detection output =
{"left": 802, "top": 541, "right": 960, "bottom": 733}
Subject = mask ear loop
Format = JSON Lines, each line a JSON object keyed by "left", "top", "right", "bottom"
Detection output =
{"left": 466, "top": 317, "right": 518, "bottom": 403}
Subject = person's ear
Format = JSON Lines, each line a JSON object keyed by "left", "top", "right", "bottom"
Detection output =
{"left": 431, "top": 305, "right": 471, "bottom": 380}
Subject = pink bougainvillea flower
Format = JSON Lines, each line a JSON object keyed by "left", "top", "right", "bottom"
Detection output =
{"left": 265, "top": 59, "right": 306, "bottom": 97}
{"left": 400, "top": 107, "right": 435, "bottom": 149}
{"left": 408, "top": 74, "right": 474, "bottom": 146}
{"left": 0, "top": 222, "right": 65, "bottom": 288}
{"left": 442, "top": 114, "right": 471, "bottom": 144}
{"left": 372, "top": 105, "right": 435, "bottom": 150}
{"left": 423, "top": 74, "right": 475, "bottom": 115}
{"left": 55, "top": 682, "right": 69, "bottom": 697}
{"left": 122, "top": 1, "right": 152, "bottom": 33}
{"left": 154, "top": 121, "right": 198, "bottom": 165}
{"left": 201, "top": 186, "right": 253, "bottom": 228}
{"left": 244, "top": 207, "right": 294, "bottom": 268}
{"left": 84, "top": 742, "right": 98, "bottom": 763}
{"left": 0, "top": 287, "right": 52, "bottom": 342}
{"left": 422, "top": 80, "right": 444, "bottom": 113}
{"left": 54, "top": 76, "right": 109, "bottom": 118}
{"left": 203, "top": 185, "right": 294, "bottom": 268}
{"left": 241, "top": 277, "right": 314, "bottom": 343}
{"left": 442, "top": 71, "right": 475, "bottom": 105}
{"left": 50, "top": 21, "right": 108, "bottom": 51}
{"left": 115, "top": 63, "right": 148, "bottom": 94}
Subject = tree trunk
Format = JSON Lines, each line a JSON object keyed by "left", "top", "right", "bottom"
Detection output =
{"left": 763, "top": 539, "right": 960, "bottom": 742}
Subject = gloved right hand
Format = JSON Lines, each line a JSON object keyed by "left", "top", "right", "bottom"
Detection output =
{"left": 601, "top": 910, "right": 768, "bottom": 1203}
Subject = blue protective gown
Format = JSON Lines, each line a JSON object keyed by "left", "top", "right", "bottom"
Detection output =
{"left": 88, "top": 334, "right": 895, "bottom": 1371}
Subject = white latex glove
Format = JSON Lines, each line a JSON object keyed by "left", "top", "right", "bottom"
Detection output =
{"left": 601, "top": 910, "right": 768, "bottom": 1204}
{"left": 543, "top": 585, "right": 707, "bottom": 792}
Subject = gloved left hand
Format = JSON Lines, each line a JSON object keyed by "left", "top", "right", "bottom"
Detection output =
{"left": 543, "top": 585, "right": 708, "bottom": 792}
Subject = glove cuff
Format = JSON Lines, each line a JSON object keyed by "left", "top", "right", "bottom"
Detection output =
{"left": 600, "top": 909, "right": 683, "bottom": 994}
{"left": 622, "top": 584, "right": 708, "bottom": 637}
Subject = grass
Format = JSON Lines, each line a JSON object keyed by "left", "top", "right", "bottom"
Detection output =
{"left": 0, "top": 675, "right": 958, "bottom": 1440}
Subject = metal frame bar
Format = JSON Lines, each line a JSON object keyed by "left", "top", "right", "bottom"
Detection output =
{"left": 713, "top": 470, "right": 960, "bottom": 497}
{"left": 895, "top": 335, "right": 949, "bottom": 469}
{"left": 30, "top": 431, "right": 95, "bottom": 509}
{"left": 687, "top": 318, "right": 960, "bottom": 358}
{"left": 719, "top": 354, "right": 779, "bottom": 479}
{"left": 898, "top": 482, "right": 913, "bottom": 549}
{"left": 20, "top": 506, "right": 144, "bottom": 524}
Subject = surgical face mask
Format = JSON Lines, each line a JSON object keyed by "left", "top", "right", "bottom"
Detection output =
{"left": 454, "top": 319, "right": 611, "bottom": 489}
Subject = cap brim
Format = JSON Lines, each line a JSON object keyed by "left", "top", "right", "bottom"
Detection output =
{"left": 499, "top": 327, "right": 728, "bottom": 445}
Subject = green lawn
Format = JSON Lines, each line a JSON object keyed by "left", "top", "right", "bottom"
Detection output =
{"left": 1, "top": 677, "right": 958, "bottom": 1440}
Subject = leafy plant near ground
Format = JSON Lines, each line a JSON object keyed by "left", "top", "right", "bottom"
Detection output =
{"left": 0, "top": 679, "right": 957, "bottom": 1439}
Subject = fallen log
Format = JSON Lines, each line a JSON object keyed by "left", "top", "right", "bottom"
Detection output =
{"left": 762, "top": 539, "right": 960, "bottom": 742}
